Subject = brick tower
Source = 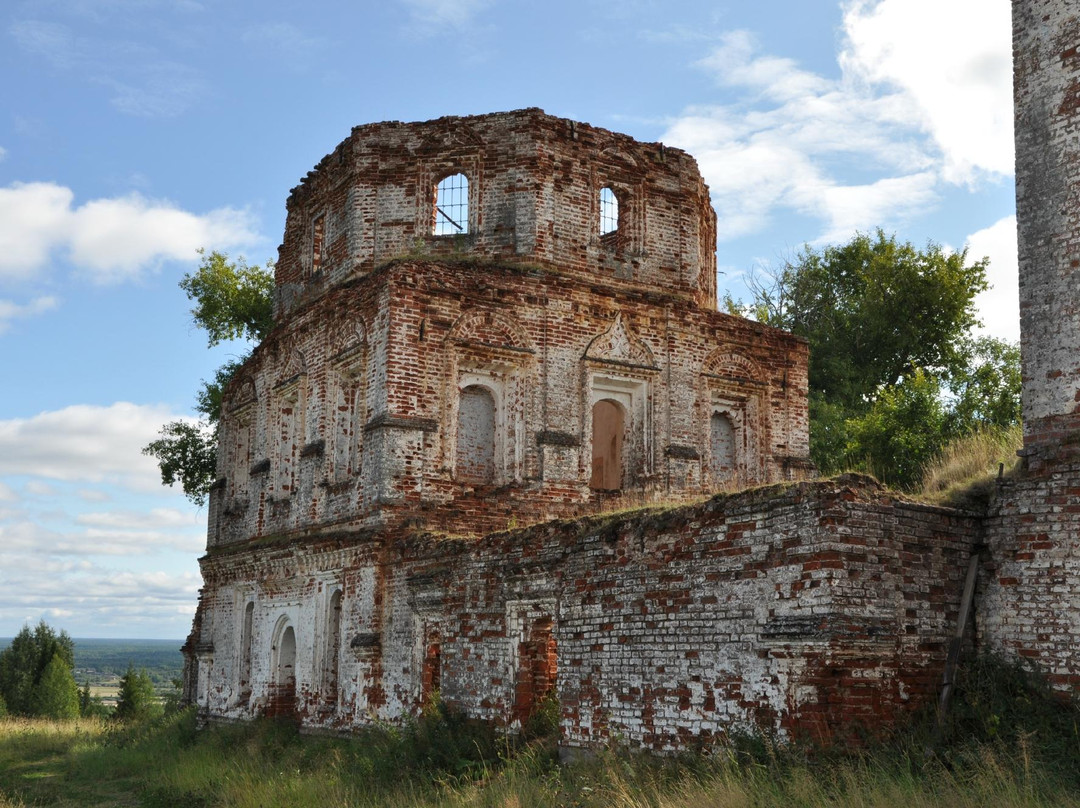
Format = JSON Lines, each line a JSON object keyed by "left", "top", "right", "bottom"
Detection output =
{"left": 978, "top": 1, "right": 1080, "bottom": 692}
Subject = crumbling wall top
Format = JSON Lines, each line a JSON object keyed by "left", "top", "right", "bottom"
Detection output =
{"left": 274, "top": 108, "right": 718, "bottom": 318}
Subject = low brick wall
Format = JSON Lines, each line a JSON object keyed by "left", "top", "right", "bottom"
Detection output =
{"left": 402, "top": 475, "right": 979, "bottom": 750}
{"left": 188, "top": 476, "right": 979, "bottom": 749}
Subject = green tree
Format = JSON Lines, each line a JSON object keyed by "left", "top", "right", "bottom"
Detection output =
{"left": 31, "top": 653, "right": 80, "bottom": 720}
{"left": 0, "top": 693, "right": 8, "bottom": 717}
{"left": 947, "top": 336, "right": 1022, "bottom": 435}
{"left": 114, "top": 665, "right": 160, "bottom": 722}
{"left": 741, "top": 230, "right": 1006, "bottom": 485}
{"left": 144, "top": 251, "right": 274, "bottom": 505}
{"left": 0, "top": 621, "right": 75, "bottom": 716}
{"left": 750, "top": 230, "right": 988, "bottom": 411}
{"left": 845, "top": 369, "right": 950, "bottom": 489}
{"left": 179, "top": 249, "right": 274, "bottom": 348}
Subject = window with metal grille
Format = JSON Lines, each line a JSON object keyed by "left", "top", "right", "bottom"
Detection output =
{"left": 434, "top": 173, "right": 469, "bottom": 236}
{"left": 599, "top": 186, "right": 619, "bottom": 236}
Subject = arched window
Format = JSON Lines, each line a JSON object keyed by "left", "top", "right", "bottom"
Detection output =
{"left": 434, "top": 173, "right": 469, "bottom": 236}
{"left": 456, "top": 385, "right": 496, "bottom": 483}
{"left": 599, "top": 186, "right": 619, "bottom": 236}
{"left": 711, "top": 412, "right": 736, "bottom": 482}
{"left": 268, "top": 622, "right": 297, "bottom": 717}
{"left": 324, "top": 590, "right": 342, "bottom": 705}
{"left": 590, "top": 399, "right": 624, "bottom": 490}
{"left": 238, "top": 601, "right": 254, "bottom": 703}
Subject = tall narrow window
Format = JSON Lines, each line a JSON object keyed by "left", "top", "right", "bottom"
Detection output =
{"left": 590, "top": 399, "right": 624, "bottom": 490}
{"left": 514, "top": 616, "right": 557, "bottom": 725}
{"left": 434, "top": 173, "right": 469, "bottom": 236}
{"left": 710, "top": 412, "right": 736, "bottom": 482}
{"left": 599, "top": 186, "right": 619, "bottom": 236}
{"left": 269, "top": 623, "right": 297, "bottom": 717}
{"left": 239, "top": 601, "right": 254, "bottom": 703}
{"left": 422, "top": 633, "right": 441, "bottom": 704}
{"left": 456, "top": 385, "right": 496, "bottom": 483}
{"left": 324, "top": 590, "right": 342, "bottom": 705}
{"left": 311, "top": 214, "right": 325, "bottom": 274}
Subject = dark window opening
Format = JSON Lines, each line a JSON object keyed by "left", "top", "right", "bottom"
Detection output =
{"left": 422, "top": 637, "right": 441, "bottom": 704}
{"left": 514, "top": 617, "right": 557, "bottom": 725}
{"left": 324, "top": 590, "right": 342, "bottom": 705}
{"left": 311, "top": 214, "right": 325, "bottom": 274}
{"left": 268, "top": 624, "right": 297, "bottom": 718}
{"left": 239, "top": 601, "right": 254, "bottom": 704}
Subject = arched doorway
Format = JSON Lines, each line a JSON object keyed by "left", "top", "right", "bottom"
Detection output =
{"left": 590, "top": 399, "right": 624, "bottom": 490}
{"left": 267, "top": 621, "right": 297, "bottom": 717}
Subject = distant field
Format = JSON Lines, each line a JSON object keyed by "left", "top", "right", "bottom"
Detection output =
{"left": 0, "top": 637, "right": 185, "bottom": 691}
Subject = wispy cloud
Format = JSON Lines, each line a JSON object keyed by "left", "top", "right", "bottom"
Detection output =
{"left": 399, "top": 0, "right": 494, "bottom": 35}
{"left": 661, "top": 0, "right": 1012, "bottom": 243}
{"left": 242, "top": 22, "right": 326, "bottom": 62}
{"left": 0, "top": 146, "right": 7, "bottom": 162}
{"left": 0, "top": 182, "right": 258, "bottom": 283}
{"left": 0, "top": 296, "right": 59, "bottom": 334}
{"left": 104, "top": 61, "right": 208, "bottom": 118}
{"left": 9, "top": 18, "right": 209, "bottom": 118}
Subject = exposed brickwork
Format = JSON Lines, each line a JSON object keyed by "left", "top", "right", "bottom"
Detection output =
{"left": 184, "top": 61, "right": 1080, "bottom": 752}
{"left": 972, "top": 0, "right": 1080, "bottom": 701}
{"left": 274, "top": 109, "right": 718, "bottom": 318}
{"left": 205, "top": 110, "right": 810, "bottom": 548}
{"left": 189, "top": 477, "right": 978, "bottom": 747}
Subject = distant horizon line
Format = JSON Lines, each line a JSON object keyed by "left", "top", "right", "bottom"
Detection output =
{"left": 0, "top": 636, "right": 185, "bottom": 643}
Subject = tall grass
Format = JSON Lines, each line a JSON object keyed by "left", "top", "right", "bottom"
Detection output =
{"left": 918, "top": 424, "right": 1023, "bottom": 509}
{"left": 1, "top": 660, "right": 1076, "bottom": 807}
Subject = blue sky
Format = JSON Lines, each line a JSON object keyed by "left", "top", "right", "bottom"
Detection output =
{"left": 0, "top": 0, "right": 1017, "bottom": 639}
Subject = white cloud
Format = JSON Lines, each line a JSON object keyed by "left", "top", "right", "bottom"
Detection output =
{"left": 0, "top": 556, "right": 201, "bottom": 636}
{"left": 0, "top": 296, "right": 58, "bottom": 333}
{"left": 400, "top": 0, "right": 493, "bottom": 33}
{"left": 662, "top": 0, "right": 1013, "bottom": 243}
{"left": 841, "top": 0, "right": 1013, "bottom": 183}
{"left": 23, "top": 480, "right": 57, "bottom": 497}
{"left": 76, "top": 508, "right": 200, "bottom": 530}
{"left": 0, "top": 482, "right": 16, "bottom": 502}
{"left": 0, "top": 146, "right": 7, "bottom": 162}
{"left": 0, "top": 182, "right": 258, "bottom": 282}
{"left": 966, "top": 215, "right": 1019, "bottom": 342}
{"left": 0, "top": 402, "right": 193, "bottom": 492}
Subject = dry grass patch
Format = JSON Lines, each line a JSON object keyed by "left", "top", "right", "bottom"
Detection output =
{"left": 918, "top": 425, "right": 1022, "bottom": 510}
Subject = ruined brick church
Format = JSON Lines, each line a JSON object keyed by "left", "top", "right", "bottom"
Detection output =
{"left": 183, "top": 0, "right": 1080, "bottom": 751}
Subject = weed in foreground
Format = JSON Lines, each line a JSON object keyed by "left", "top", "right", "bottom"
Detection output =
{"left": 0, "top": 656, "right": 1078, "bottom": 808}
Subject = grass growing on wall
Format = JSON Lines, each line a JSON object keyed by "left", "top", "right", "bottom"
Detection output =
{"left": 917, "top": 424, "right": 1023, "bottom": 510}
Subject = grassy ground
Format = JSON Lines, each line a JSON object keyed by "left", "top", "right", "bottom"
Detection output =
{"left": 0, "top": 712, "right": 1077, "bottom": 808}
{"left": 1, "top": 659, "right": 1079, "bottom": 808}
